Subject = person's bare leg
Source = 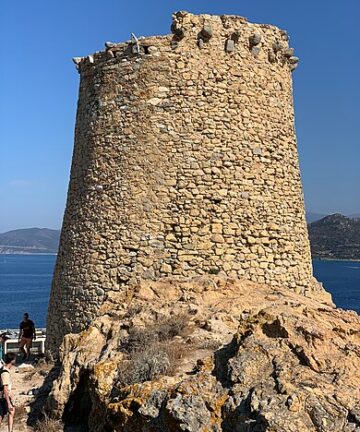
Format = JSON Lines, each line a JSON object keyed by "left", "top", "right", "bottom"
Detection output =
{"left": 26, "top": 340, "right": 32, "bottom": 360}
{"left": 19, "top": 341, "right": 26, "bottom": 360}
{"left": 8, "top": 407, "right": 15, "bottom": 432}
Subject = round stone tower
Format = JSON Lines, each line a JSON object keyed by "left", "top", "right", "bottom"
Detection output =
{"left": 47, "top": 12, "right": 312, "bottom": 353}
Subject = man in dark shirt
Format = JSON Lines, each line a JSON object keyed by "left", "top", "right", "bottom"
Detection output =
{"left": 18, "top": 313, "right": 36, "bottom": 361}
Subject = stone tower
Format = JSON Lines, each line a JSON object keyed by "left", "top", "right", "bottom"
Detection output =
{"left": 47, "top": 12, "right": 312, "bottom": 353}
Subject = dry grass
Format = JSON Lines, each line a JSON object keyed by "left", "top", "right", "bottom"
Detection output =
{"left": 118, "top": 314, "right": 189, "bottom": 385}
{"left": 126, "top": 304, "right": 143, "bottom": 318}
{"left": 126, "top": 313, "right": 189, "bottom": 352}
{"left": 33, "top": 414, "right": 63, "bottom": 432}
{"left": 119, "top": 341, "right": 185, "bottom": 385}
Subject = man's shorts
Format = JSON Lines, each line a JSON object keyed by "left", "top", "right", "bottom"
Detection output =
{"left": 0, "top": 398, "right": 11, "bottom": 417}
{"left": 19, "top": 337, "right": 32, "bottom": 349}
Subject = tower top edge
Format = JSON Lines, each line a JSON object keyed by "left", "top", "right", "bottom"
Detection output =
{"left": 72, "top": 11, "right": 296, "bottom": 73}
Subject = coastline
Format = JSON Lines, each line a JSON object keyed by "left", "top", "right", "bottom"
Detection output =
{"left": 313, "top": 257, "right": 360, "bottom": 263}
{"left": 0, "top": 252, "right": 57, "bottom": 256}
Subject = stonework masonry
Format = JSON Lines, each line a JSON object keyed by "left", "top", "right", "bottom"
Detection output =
{"left": 47, "top": 12, "right": 313, "bottom": 353}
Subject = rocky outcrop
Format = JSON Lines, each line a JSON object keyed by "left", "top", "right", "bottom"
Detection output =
{"left": 44, "top": 276, "right": 360, "bottom": 431}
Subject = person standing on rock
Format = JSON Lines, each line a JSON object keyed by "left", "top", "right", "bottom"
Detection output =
{"left": 18, "top": 313, "right": 36, "bottom": 361}
{"left": 0, "top": 352, "right": 16, "bottom": 432}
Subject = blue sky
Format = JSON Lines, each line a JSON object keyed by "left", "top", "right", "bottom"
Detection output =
{"left": 0, "top": 0, "right": 359, "bottom": 232}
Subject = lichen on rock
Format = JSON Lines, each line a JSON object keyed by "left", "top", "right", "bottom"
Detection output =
{"left": 43, "top": 276, "right": 360, "bottom": 431}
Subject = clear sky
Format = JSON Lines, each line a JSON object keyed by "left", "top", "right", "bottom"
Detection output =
{"left": 0, "top": 0, "right": 359, "bottom": 232}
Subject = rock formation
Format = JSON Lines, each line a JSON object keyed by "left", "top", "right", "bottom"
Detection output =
{"left": 48, "top": 11, "right": 312, "bottom": 354}
{"left": 44, "top": 275, "right": 360, "bottom": 431}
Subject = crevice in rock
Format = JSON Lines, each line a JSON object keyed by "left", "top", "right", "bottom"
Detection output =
{"left": 27, "top": 362, "right": 62, "bottom": 426}
{"left": 262, "top": 318, "right": 289, "bottom": 338}
{"left": 62, "top": 372, "right": 92, "bottom": 431}
{"left": 347, "top": 410, "right": 360, "bottom": 426}
{"left": 221, "top": 389, "right": 270, "bottom": 432}
{"left": 287, "top": 342, "right": 312, "bottom": 367}
{"left": 213, "top": 338, "right": 238, "bottom": 388}
{"left": 270, "top": 359, "right": 283, "bottom": 394}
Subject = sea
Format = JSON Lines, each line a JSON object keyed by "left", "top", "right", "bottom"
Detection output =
{"left": 0, "top": 255, "right": 359, "bottom": 329}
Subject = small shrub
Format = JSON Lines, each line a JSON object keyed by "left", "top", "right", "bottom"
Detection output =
{"left": 125, "top": 314, "right": 189, "bottom": 352}
{"left": 208, "top": 267, "right": 220, "bottom": 275}
{"left": 34, "top": 415, "right": 63, "bottom": 432}
{"left": 119, "top": 344, "right": 170, "bottom": 385}
{"left": 119, "top": 341, "right": 185, "bottom": 386}
{"left": 118, "top": 313, "right": 189, "bottom": 386}
{"left": 126, "top": 304, "right": 143, "bottom": 318}
{"left": 155, "top": 313, "right": 189, "bottom": 341}
{"left": 164, "top": 342, "right": 186, "bottom": 375}
{"left": 126, "top": 326, "right": 158, "bottom": 352}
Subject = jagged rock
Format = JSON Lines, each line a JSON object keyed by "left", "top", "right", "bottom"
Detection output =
{"left": 146, "top": 46, "right": 159, "bottom": 55}
{"left": 273, "top": 39, "right": 283, "bottom": 53}
{"left": 249, "top": 33, "right": 262, "bottom": 46}
{"left": 283, "top": 47, "right": 295, "bottom": 58}
{"left": 232, "top": 28, "right": 241, "bottom": 42}
{"left": 268, "top": 51, "right": 276, "bottom": 63}
{"left": 171, "top": 22, "right": 185, "bottom": 39}
{"left": 43, "top": 276, "right": 360, "bottom": 431}
{"left": 280, "top": 30, "right": 289, "bottom": 41}
{"left": 199, "top": 25, "right": 213, "bottom": 41}
{"left": 289, "top": 56, "right": 300, "bottom": 64}
{"left": 72, "top": 57, "right": 82, "bottom": 65}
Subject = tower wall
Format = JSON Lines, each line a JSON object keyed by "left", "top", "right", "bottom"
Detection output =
{"left": 47, "top": 12, "right": 313, "bottom": 353}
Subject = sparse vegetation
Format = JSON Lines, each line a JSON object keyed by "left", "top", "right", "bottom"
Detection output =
{"left": 34, "top": 414, "right": 63, "bottom": 432}
{"left": 118, "top": 314, "right": 189, "bottom": 385}
{"left": 208, "top": 267, "right": 220, "bottom": 275}
{"left": 126, "top": 303, "right": 143, "bottom": 318}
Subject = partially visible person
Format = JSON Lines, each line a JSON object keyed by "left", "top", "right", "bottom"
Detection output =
{"left": 18, "top": 313, "right": 36, "bottom": 361}
{"left": 0, "top": 335, "right": 5, "bottom": 365}
{"left": 0, "top": 352, "right": 16, "bottom": 432}
{"left": 0, "top": 334, "right": 9, "bottom": 368}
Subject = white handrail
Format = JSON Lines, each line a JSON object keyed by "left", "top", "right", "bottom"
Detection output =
{"left": 3, "top": 337, "right": 46, "bottom": 355}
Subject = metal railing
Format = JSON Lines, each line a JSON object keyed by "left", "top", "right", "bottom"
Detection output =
{"left": 1, "top": 328, "right": 46, "bottom": 355}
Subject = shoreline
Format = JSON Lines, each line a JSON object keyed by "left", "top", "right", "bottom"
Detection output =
{"left": 0, "top": 252, "right": 57, "bottom": 256}
{"left": 313, "top": 257, "right": 360, "bottom": 263}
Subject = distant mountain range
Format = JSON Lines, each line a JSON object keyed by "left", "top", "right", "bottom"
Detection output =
{"left": 0, "top": 228, "right": 60, "bottom": 254}
{"left": 306, "top": 212, "right": 327, "bottom": 224}
{"left": 308, "top": 214, "right": 360, "bottom": 260}
{"left": 306, "top": 212, "right": 360, "bottom": 224}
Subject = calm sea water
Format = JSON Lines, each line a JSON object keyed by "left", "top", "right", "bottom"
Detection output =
{"left": 0, "top": 255, "right": 56, "bottom": 329}
{"left": 0, "top": 255, "right": 359, "bottom": 329}
{"left": 313, "top": 259, "right": 360, "bottom": 313}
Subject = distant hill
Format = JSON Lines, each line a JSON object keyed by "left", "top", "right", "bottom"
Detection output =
{"left": 306, "top": 211, "right": 360, "bottom": 223}
{"left": 306, "top": 212, "right": 327, "bottom": 224}
{"left": 308, "top": 214, "right": 360, "bottom": 260}
{"left": 0, "top": 228, "right": 60, "bottom": 254}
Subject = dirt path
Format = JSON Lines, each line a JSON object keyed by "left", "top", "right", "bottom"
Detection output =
{"left": 0, "top": 361, "right": 52, "bottom": 432}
